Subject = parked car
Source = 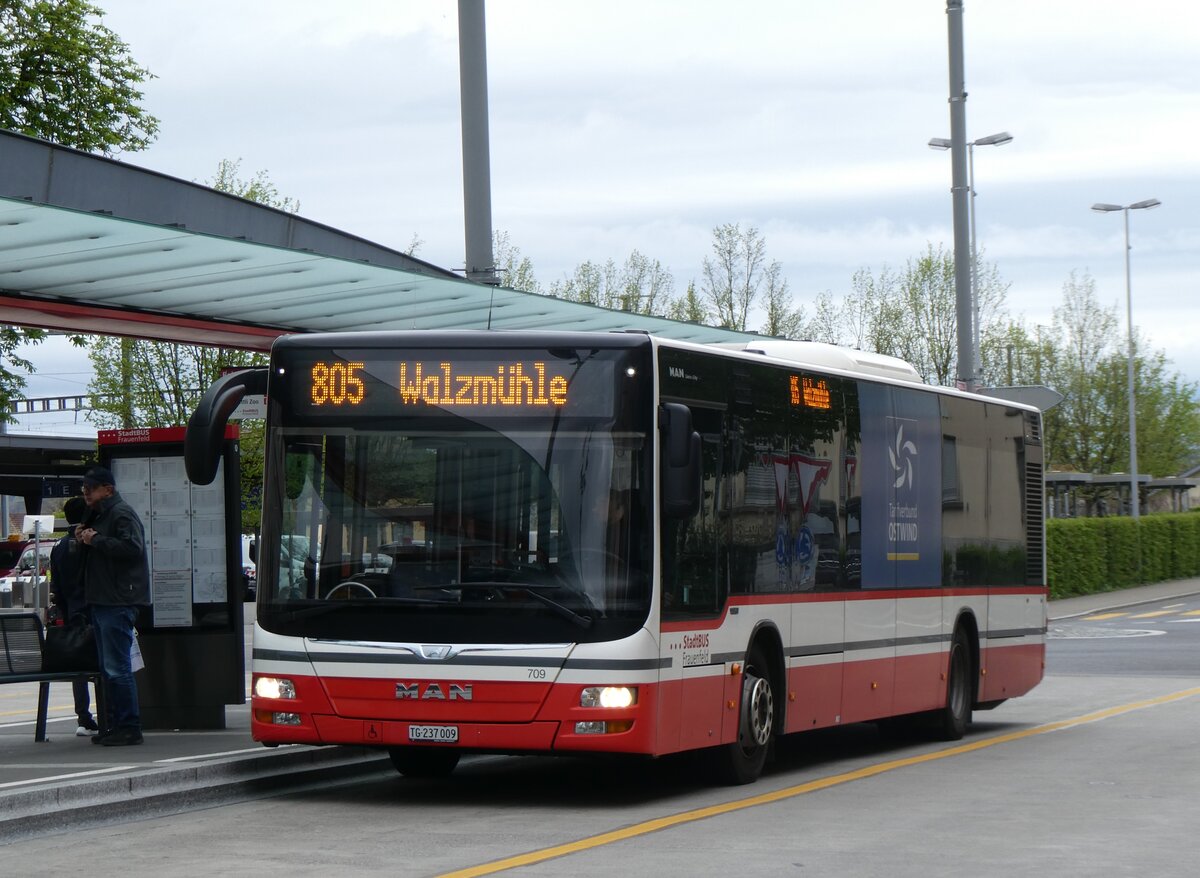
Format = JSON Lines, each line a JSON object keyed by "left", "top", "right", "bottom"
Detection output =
{"left": 0, "top": 539, "right": 37, "bottom": 579}
{"left": 0, "top": 541, "right": 53, "bottom": 604}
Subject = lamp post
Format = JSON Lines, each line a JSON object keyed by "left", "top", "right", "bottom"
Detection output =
{"left": 1091, "top": 198, "right": 1161, "bottom": 520}
{"left": 929, "top": 132, "right": 1013, "bottom": 386}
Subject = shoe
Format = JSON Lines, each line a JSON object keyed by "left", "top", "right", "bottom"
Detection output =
{"left": 75, "top": 725, "right": 98, "bottom": 737}
{"left": 98, "top": 728, "right": 143, "bottom": 747}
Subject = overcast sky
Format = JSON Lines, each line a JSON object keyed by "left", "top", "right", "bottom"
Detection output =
{"left": 13, "top": 0, "right": 1199, "bottom": 436}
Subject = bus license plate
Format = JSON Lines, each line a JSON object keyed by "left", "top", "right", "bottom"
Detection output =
{"left": 408, "top": 725, "right": 458, "bottom": 743}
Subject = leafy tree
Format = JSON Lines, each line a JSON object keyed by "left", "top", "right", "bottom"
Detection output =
{"left": 492, "top": 231, "right": 540, "bottom": 294}
{"left": 892, "top": 244, "right": 958, "bottom": 384}
{"left": 759, "top": 262, "right": 805, "bottom": 338}
{"left": 809, "top": 244, "right": 1009, "bottom": 386}
{"left": 87, "top": 341, "right": 262, "bottom": 428}
{"left": 550, "top": 250, "right": 675, "bottom": 316}
{"left": 700, "top": 223, "right": 767, "bottom": 331}
{"left": 550, "top": 259, "right": 614, "bottom": 306}
{"left": 666, "top": 281, "right": 709, "bottom": 325}
{"left": 618, "top": 250, "right": 674, "bottom": 315}
{"left": 1132, "top": 351, "right": 1200, "bottom": 479}
{"left": 0, "top": 0, "right": 159, "bottom": 154}
{"left": 1039, "top": 272, "right": 1120, "bottom": 475}
{"left": 1034, "top": 271, "right": 1200, "bottom": 482}
{"left": 208, "top": 158, "right": 298, "bottom": 213}
{"left": 0, "top": 325, "right": 45, "bottom": 423}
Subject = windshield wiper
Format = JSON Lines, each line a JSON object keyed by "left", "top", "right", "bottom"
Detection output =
{"left": 461, "top": 581, "right": 594, "bottom": 629}
{"left": 282, "top": 597, "right": 448, "bottom": 620}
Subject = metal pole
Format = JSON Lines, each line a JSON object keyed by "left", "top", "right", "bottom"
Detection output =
{"left": 458, "top": 0, "right": 498, "bottom": 285}
{"left": 1123, "top": 207, "right": 1139, "bottom": 520}
{"left": 945, "top": 1, "right": 974, "bottom": 390}
{"left": 968, "top": 142, "right": 980, "bottom": 384}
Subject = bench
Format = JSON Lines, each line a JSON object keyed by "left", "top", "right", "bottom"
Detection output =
{"left": 0, "top": 612, "right": 106, "bottom": 742}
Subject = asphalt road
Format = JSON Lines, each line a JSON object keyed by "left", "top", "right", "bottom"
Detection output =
{"left": 1048, "top": 592, "right": 1200, "bottom": 676}
{"left": 2, "top": 593, "right": 1199, "bottom": 877}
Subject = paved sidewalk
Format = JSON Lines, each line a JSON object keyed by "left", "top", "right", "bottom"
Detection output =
{"left": 0, "top": 604, "right": 391, "bottom": 841}
{"left": 1046, "top": 578, "right": 1200, "bottom": 620}
{"left": 0, "top": 690, "right": 390, "bottom": 841}
{"left": 2, "top": 579, "right": 1198, "bottom": 840}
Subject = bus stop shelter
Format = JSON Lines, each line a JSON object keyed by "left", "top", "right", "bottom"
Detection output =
{"left": 0, "top": 129, "right": 756, "bottom": 349}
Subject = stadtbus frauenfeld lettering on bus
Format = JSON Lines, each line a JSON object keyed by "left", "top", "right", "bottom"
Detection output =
{"left": 186, "top": 330, "right": 1045, "bottom": 784}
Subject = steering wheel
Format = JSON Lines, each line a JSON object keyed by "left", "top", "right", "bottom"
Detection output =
{"left": 325, "top": 580, "right": 377, "bottom": 600}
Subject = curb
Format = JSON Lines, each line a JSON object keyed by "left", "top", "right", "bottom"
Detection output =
{"left": 1047, "top": 584, "right": 1200, "bottom": 621}
{"left": 0, "top": 744, "right": 391, "bottom": 842}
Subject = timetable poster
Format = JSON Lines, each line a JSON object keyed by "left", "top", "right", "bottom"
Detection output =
{"left": 189, "top": 466, "right": 227, "bottom": 604}
{"left": 150, "top": 456, "right": 193, "bottom": 627}
{"left": 110, "top": 453, "right": 231, "bottom": 628}
{"left": 109, "top": 457, "right": 155, "bottom": 596}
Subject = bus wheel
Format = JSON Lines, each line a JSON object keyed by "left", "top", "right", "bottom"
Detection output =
{"left": 714, "top": 645, "right": 774, "bottom": 785}
{"left": 388, "top": 746, "right": 461, "bottom": 778}
{"left": 938, "top": 629, "right": 972, "bottom": 741}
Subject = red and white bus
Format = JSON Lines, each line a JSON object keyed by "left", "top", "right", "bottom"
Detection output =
{"left": 187, "top": 330, "right": 1045, "bottom": 784}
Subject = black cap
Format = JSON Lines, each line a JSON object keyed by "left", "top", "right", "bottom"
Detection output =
{"left": 82, "top": 466, "right": 116, "bottom": 489}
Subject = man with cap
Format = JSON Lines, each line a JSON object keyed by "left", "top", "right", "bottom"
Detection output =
{"left": 77, "top": 466, "right": 150, "bottom": 746}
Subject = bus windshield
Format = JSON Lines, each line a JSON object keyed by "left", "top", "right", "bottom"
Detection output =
{"left": 258, "top": 343, "right": 652, "bottom": 644}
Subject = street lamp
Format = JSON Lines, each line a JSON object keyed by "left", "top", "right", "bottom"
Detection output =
{"left": 929, "top": 131, "right": 1013, "bottom": 385}
{"left": 1091, "top": 198, "right": 1161, "bottom": 520}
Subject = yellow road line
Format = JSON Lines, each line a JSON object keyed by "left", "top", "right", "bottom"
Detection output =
{"left": 1129, "top": 610, "right": 1173, "bottom": 619}
{"left": 1082, "top": 612, "right": 1127, "bottom": 620}
{"left": 437, "top": 687, "right": 1200, "bottom": 878}
{"left": 1183, "top": 610, "right": 1200, "bottom": 617}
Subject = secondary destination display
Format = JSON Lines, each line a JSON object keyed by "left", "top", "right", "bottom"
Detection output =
{"left": 790, "top": 375, "right": 832, "bottom": 410}
{"left": 292, "top": 352, "right": 616, "bottom": 418}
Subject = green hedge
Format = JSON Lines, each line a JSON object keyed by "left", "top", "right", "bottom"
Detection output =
{"left": 1046, "top": 512, "right": 1200, "bottom": 600}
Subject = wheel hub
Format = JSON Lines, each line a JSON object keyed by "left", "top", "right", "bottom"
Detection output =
{"left": 740, "top": 673, "right": 774, "bottom": 748}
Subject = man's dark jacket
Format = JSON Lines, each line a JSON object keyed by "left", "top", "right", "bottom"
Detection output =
{"left": 81, "top": 492, "right": 150, "bottom": 607}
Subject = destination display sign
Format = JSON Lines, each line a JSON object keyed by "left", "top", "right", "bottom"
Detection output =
{"left": 290, "top": 352, "right": 615, "bottom": 419}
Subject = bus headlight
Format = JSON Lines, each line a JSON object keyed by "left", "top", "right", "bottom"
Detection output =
{"left": 254, "top": 677, "right": 297, "bottom": 700}
{"left": 580, "top": 686, "right": 637, "bottom": 709}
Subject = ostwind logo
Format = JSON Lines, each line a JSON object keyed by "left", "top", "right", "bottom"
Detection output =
{"left": 889, "top": 424, "right": 917, "bottom": 490}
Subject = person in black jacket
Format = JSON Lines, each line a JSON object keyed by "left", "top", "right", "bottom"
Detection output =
{"left": 77, "top": 466, "right": 150, "bottom": 747}
{"left": 48, "top": 496, "right": 99, "bottom": 736}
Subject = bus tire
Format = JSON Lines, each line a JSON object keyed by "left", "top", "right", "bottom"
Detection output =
{"left": 938, "top": 628, "right": 972, "bottom": 741}
{"left": 714, "top": 644, "right": 775, "bottom": 785}
{"left": 388, "top": 746, "right": 461, "bottom": 778}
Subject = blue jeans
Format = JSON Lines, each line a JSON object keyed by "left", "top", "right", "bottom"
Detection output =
{"left": 91, "top": 605, "right": 140, "bottom": 732}
{"left": 71, "top": 678, "right": 92, "bottom": 723}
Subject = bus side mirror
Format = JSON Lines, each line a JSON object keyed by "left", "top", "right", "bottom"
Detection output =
{"left": 660, "top": 403, "right": 701, "bottom": 519}
{"left": 185, "top": 367, "right": 269, "bottom": 485}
